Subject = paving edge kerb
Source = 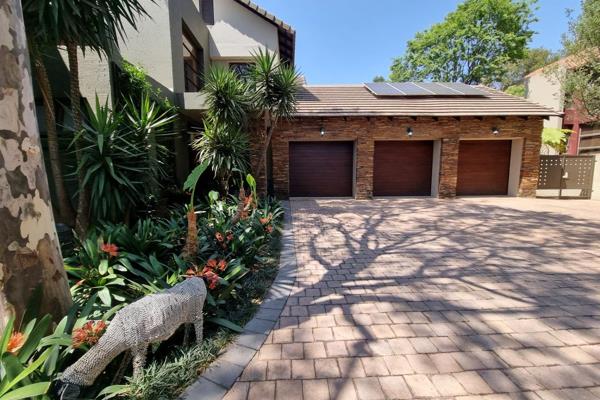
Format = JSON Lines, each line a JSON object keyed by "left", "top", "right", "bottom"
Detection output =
{"left": 179, "top": 201, "right": 297, "bottom": 400}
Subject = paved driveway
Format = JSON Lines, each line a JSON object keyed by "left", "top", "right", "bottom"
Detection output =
{"left": 226, "top": 198, "right": 600, "bottom": 400}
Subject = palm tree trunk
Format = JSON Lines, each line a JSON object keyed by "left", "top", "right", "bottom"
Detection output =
{"left": 66, "top": 41, "right": 90, "bottom": 235}
{"left": 33, "top": 52, "right": 76, "bottom": 226}
{"left": 0, "top": 0, "right": 72, "bottom": 332}
{"left": 254, "top": 124, "right": 273, "bottom": 185}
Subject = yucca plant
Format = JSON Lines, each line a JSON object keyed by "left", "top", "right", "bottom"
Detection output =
{"left": 191, "top": 118, "right": 250, "bottom": 195}
{"left": 124, "top": 93, "right": 177, "bottom": 197}
{"left": 248, "top": 49, "right": 302, "bottom": 179}
{"left": 77, "top": 97, "right": 148, "bottom": 224}
{"left": 202, "top": 66, "right": 250, "bottom": 127}
{"left": 22, "top": 0, "right": 150, "bottom": 235}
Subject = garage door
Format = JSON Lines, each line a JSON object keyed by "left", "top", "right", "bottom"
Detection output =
{"left": 373, "top": 141, "right": 433, "bottom": 196}
{"left": 457, "top": 140, "right": 511, "bottom": 196}
{"left": 289, "top": 141, "right": 353, "bottom": 197}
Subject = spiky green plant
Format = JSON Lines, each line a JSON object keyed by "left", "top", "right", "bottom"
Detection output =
{"left": 191, "top": 118, "right": 250, "bottom": 195}
{"left": 247, "top": 49, "right": 301, "bottom": 178}
{"left": 202, "top": 66, "right": 250, "bottom": 127}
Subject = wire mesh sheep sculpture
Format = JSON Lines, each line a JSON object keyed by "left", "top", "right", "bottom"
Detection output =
{"left": 55, "top": 277, "right": 207, "bottom": 399}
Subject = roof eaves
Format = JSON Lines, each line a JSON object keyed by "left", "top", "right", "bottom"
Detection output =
{"left": 293, "top": 111, "right": 563, "bottom": 117}
{"left": 233, "top": 0, "right": 295, "bottom": 34}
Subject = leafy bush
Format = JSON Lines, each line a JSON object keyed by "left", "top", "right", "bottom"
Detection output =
{"left": 32, "top": 172, "right": 283, "bottom": 399}
{"left": 65, "top": 215, "right": 190, "bottom": 312}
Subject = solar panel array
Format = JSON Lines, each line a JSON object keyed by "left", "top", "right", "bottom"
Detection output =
{"left": 364, "top": 82, "right": 487, "bottom": 97}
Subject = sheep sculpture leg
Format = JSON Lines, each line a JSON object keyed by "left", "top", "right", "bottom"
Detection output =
{"left": 132, "top": 343, "right": 148, "bottom": 378}
{"left": 194, "top": 313, "right": 204, "bottom": 343}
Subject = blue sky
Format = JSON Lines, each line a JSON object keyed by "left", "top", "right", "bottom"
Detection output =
{"left": 252, "top": 0, "right": 582, "bottom": 84}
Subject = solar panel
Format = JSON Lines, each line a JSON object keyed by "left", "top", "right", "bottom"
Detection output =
{"left": 364, "top": 82, "right": 403, "bottom": 96}
{"left": 416, "top": 82, "right": 463, "bottom": 95}
{"left": 390, "top": 82, "right": 433, "bottom": 96}
{"left": 441, "top": 82, "right": 487, "bottom": 96}
{"left": 364, "top": 82, "right": 487, "bottom": 97}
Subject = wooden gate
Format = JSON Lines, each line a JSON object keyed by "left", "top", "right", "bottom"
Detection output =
{"left": 538, "top": 155, "right": 596, "bottom": 199}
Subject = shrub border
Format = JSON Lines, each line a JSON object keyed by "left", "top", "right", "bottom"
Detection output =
{"left": 179, "top": 201, "right": 296, "bottom": 399}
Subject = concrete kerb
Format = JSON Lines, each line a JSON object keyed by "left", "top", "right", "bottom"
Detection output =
{"left": 179, "top": 201, "right": 297, "bottom": 400}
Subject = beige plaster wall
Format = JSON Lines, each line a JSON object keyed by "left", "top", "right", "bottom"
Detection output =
{"left": 209, "top": 0, "right": 279, "bottom": 62}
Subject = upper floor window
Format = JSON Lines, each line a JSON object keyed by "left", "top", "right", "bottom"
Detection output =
{"left": 183, "top": 26, "right": 204, "bottom": 92}
{"left": 229, "top": 62, "right": 252, "bottom": 78}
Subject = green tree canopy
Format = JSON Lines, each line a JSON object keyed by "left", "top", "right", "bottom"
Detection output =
{"left": 503, "top": 47, "right": 561, "bottom": 87}
{"left": 563, "top": 0, "right": 600, "bottom": 119}
{"left": 502, "top": 47, "right": 561, "bottom": 96}
{"left": 389, "top": 0, "right": 537, "bottom": 86}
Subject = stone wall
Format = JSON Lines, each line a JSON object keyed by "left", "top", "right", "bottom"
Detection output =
{"left": 253, "top": 116, "right": 543, "bottom": 199}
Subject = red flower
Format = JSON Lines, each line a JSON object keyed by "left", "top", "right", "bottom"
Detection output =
{"left": 265, "top": 225, "right": 273, "bottom": 234}
{"left": 72, "top": 320, "right": 107, "bottom": 348}
{"left": 215, "top": 232, "right": 224, "bottom": 242}
{"left": 100, "top": 243, "right": 118, "bottom": 257}
{"left": 217, "top": 259, "right": 227, "bottom": 271}
{"left": 206, "top": 259, "right": 218, "bottom": 269}
{"left": 201, "top": 269, "right": 219, "bottom": 290}
{"left": 6, "top": 332, "right": 25, "bottom": 354}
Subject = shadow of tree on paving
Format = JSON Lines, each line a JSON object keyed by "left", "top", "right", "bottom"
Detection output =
{"left": 276, "top": 198, "right": 600, "bottom": 399}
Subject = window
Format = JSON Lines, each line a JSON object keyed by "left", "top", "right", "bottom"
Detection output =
{"left": 229, "top": 62, "right": 252, "bottom": 78}
{"left": 183, "top": 26, "right": 204, "bottom": 92}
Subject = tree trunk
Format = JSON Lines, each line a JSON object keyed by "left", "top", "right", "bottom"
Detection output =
{"left": 254, "top": 124, "right": 273, "bottom": 176}
{"left": 0, "top": 0, "right": 72, "bottom": 332}
{"left": 66, "top": 41, "right": 90, "bottom": 235}
{"left": 32, "top": 51, "right": 76, "bottom": 226}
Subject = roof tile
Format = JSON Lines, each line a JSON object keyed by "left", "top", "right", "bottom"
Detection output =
{"left": 294, "top": 85, "right": 561, "bottom": 117}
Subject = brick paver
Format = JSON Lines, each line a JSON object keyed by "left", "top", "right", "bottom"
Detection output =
{"left": 226, "top": 198, "right": 600, "bottom": 399}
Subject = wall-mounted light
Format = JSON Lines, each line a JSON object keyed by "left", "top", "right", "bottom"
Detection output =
{"left": 492, "top": 127, "right": 500, "bottom": 135}
{"left": 406, "top": 127, "right": 413, "bottom": 137}
{"left": 320, "top": 126, "right": 325, "bottom": 137}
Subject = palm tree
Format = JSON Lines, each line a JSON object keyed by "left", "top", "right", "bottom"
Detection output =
{"left": 23, "top": 0, "right": 148, "bottom": 235}
{"left": 1, "top": 0, "right": 72, "bottom": 330}
{"left": 247, "top": 49, "right": 301, "bottom": 186}
{"left": 201, "top": 50, "right": 301, "bottom": 194}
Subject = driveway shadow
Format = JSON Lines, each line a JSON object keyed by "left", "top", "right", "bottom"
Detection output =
{"left": 280, "top": 198, "right": 600, "bottom": 399}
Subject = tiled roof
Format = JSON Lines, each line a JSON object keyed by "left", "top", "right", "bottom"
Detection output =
{"left": 294, "top": 85, "right": 561, "bottom": 117}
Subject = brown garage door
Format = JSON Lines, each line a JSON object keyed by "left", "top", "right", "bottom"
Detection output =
{"left": 289, "top": 141, "right": 353, "bottom": 197}
{"left": 457, "top": 140, "right": 512, "bottom": 196}
{"left": 373, "top": 141, "right": 434, "bottom": 196}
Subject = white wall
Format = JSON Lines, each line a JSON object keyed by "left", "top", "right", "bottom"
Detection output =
{"left": 209, "top": 0, "right": 279, "bottom": 61}
{"left": 525, "top": 68, "right": 565, "bottom": 130}
{"left": 116, "top": 0, "right": 176, "bottom": 92}
{"left": 58, "top": 47, "right": 113, "bottom": 107}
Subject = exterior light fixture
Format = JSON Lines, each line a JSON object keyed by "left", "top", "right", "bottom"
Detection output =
{"left": 320, "top": 126, "right": 325, "bottom": 136}
{"left": 406, "top": 127, "right": 413, "bottom": 137}
{"left": 492, "top": 127, "right": 500, "bottom": 135}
